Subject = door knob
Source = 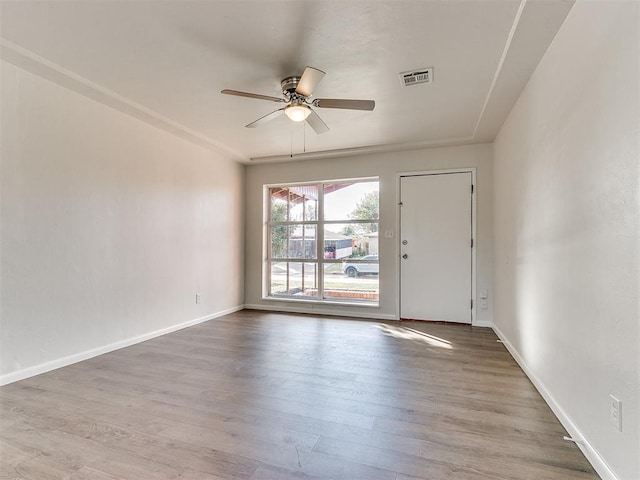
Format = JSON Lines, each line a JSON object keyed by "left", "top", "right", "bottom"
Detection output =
{"left": 402, "top": 254, "right": 408, "bottom": 259}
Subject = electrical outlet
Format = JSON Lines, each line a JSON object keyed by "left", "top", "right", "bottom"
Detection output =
{"left": 480, "top": 289, "right": 488, "bottom": 299}
{"left": 480, "top": 300, "right": 488, "bottom": 309}
{"left": 610, "top": 394, "right": 622, "bottom": 432}
{"left": 384, "top": 230, "right": 394, "bottom": 238}
{"left": 195, "top": 293, "right": 201, "bottom": 304}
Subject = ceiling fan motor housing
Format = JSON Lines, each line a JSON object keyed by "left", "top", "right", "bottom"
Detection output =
{"left": 281, "top": 76, "right": 302, "bottom": 95}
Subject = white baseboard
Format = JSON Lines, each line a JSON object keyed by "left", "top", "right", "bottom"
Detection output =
{"left": 472, "top": 319, "right": 492, "bottom": 328}
{"left": 243, "top": 303, "right": 398, "bottom": 321}
{"left": 245, "top": 303, "right": 492, "bottom": 326}
{"left": 0, "top": 305, "right": 243, "bottom": 386}
{"left": 492, "top": 325, "right": 618, "bottom": 480}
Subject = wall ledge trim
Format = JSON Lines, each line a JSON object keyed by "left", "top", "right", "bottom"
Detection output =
{"left": 0, "top": 305, "right": 244, "bottom": 386}
{"left": 0, "top": 39, "right": 246, "bottom": 163}
{"left": 492, "top": 324, "right": 619, "bottom": 480}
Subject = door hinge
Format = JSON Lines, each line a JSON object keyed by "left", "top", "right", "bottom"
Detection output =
{"left": 398, "top": 202, "right": 403, "bottom": 206}
{"left": 471, "top": 299, "right": 474, "bottom": 310}
{"left": 471, "top": 184, "right": 474, "bottom": 194}
{"left": 471, "top": 238, "right": 474, "bottom": 248}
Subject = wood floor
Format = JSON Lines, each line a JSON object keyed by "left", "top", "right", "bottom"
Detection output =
{"left": 1, "top": 310, "right": 599, "bottom": 480}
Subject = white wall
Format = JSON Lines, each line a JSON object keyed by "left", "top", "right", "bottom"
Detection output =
{"left": 0, "top": 61, "right": 245, "bottom": 384}
{"left": 493, "top": 1, "right": 639, "bottom": 479}
{"left": 245, "top": 144, "right": 494, "bottom": 324}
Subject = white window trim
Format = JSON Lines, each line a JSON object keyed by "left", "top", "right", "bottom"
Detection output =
{"left": 262, "top": 177, "right": 380, "bottom": 306}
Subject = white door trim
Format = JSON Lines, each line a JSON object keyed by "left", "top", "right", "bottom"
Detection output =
{"left": 396, "top": 168, "right": 477, "bottom": 324}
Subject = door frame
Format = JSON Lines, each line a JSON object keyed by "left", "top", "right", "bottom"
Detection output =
{"left": 396, "top": 168, "right": 477, "bottom": 324}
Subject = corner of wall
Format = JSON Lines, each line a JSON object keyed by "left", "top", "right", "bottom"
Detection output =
{"left": 492, "top": 325, "right": 619, "bottom": 480}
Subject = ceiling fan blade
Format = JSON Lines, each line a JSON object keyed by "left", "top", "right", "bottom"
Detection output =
{"left": 221, "top": 89, "right": 285, "bottom": 103}
{"left": 314, "top": 98, "right": 375, "bottom": 111}
{"left": 305, "top": 109, "right": 329, "bottom": 134}
{"left": 295, "top": 66, "right": 326, "bottom": 97}
{"left": 245, "top": 108, "right": 285, "bottom": 128}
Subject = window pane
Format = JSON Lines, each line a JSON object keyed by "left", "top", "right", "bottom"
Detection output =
{"left": 270, "top": 225, "right": 317, "bottom": 259}
{"left": 323, "top": 264, "right": 378, "bottom": 303}
{"left": 270, "top": 262, "right": 318, "bottom": 298}
{"left": 289, "top": 185, "right": 318, "bottom": 221}
{"left": 324, "top": 224, "right": 378, "bottom": 258}
{"left": 324, "top": 181, "right": 379, "bottom": 221}
{"left": 270, "top": 186, "right": 319, "bottom": 221}
{"left": 270, "top": 188, "right": 289, "bottom": 222}
{"left": 269, "top": 225, "right": 288, "bottom": 258}
{"left": 288, "top": 225, "right": 317, "bottom": 259}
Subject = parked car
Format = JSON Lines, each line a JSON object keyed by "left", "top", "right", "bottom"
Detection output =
{"left": 342, "top": 254, "right": 379, "bottom": 277}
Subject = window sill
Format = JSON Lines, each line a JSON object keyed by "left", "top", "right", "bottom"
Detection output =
{"left": 261, "top": 296, "right": 380, "bottom": 308}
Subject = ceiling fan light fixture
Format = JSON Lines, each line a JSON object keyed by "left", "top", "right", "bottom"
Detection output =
{"left": 284, "top": 102, "right": 311, "bottom": 122}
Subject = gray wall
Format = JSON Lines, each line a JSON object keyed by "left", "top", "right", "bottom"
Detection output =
{"left": 245, "top": 144, "right": 494, "bottom": 324}
{"left": 492, "top": 1, "right": 639, "bottom": 478}
{"left": 1, "top": 61, "right": 245, "bottom": 384}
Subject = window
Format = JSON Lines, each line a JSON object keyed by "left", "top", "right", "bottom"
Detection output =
{"left": 266, "top": 179, "right": 379, "bottom": 305}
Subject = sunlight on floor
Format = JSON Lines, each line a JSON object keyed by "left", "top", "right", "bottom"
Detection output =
{"left": 376, "top": 324, "right": 453, "bottom": 349}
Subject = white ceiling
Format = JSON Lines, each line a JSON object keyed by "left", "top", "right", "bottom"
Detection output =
{"left": 0, "top": 0, "right": 574, "bottom": 163}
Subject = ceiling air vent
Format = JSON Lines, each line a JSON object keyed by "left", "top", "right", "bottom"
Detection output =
{"left": 399, "top": 67, "right": 434, "bottom": 87}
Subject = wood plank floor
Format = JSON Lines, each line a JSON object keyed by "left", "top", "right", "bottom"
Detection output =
{"left": 0, "top": 310, "right": 599, "bottom": 480}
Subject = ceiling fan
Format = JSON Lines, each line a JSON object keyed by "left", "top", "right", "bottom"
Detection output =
{"left": 221, "top": 66, "right": 375, "bottom": 134}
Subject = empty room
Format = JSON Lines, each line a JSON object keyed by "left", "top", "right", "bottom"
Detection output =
{"left": 1, "top": 1, "right": 638, "bottom": 479}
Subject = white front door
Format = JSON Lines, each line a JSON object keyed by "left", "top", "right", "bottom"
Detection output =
{"left": 400, "top": 172, "right": 473, "bottom": 323}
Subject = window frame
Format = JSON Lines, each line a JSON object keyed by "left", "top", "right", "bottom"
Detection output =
{"left": 263, "top": 177, "right": 379, "bottom": 305}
